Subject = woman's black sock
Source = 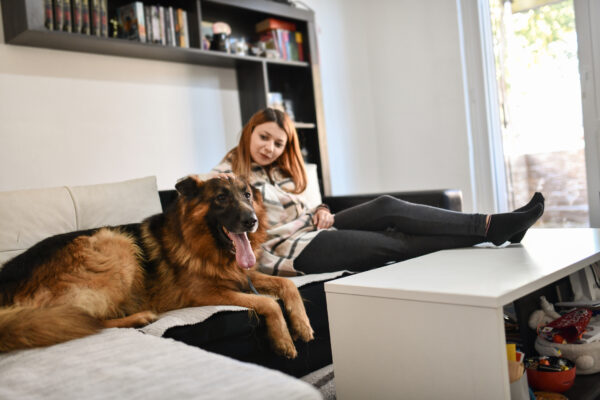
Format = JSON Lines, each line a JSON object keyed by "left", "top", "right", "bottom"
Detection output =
{"left": 509, "top": 193, "right": 545, "bottom": 243}
{"left": 486, "top": 204, "right": 543, "bottom": 246}
{"left": 512, "top": 192, "right": 545, "bottom": 213}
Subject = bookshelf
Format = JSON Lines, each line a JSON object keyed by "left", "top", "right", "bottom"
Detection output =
{"left": 1, "top": 0, "right": 331, "bottom": 195}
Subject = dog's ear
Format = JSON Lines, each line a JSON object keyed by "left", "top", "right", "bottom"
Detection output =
{"left": 175, "top": 175, "right": 204, "bottom": 198}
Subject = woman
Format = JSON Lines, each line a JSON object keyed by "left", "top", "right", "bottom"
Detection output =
{"left": 212, "top": 108, "right": 544, "bottom": 276}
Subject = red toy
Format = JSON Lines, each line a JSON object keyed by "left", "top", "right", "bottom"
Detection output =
{"left": 539, "top": 308, "right": 592, "bottom": 343}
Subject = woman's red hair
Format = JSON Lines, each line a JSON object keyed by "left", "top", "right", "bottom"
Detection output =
{"left": 225, "top": 108, "right": 307, "bottom": 194}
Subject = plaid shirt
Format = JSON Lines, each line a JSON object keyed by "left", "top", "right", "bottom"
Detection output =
{"left": 211, "top": 159, "right": 325, "bottom": 276}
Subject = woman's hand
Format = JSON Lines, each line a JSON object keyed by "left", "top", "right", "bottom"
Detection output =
{"left": 313, "top": 207, "right": 334, "bottom": 230}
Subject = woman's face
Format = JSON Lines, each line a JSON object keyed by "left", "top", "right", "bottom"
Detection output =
{"left": 249, "top": 121, "right": 288, "bottom": 166}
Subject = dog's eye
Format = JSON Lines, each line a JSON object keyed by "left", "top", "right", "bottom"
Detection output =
{"left": 216, "top": 194, "right": 227, "bottom": 202}
{"left": 244, "top": 192, "right": 251, "bottom": 199}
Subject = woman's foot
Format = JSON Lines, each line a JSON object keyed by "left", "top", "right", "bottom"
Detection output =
{"left": 509, "top": 192, "right": 545, "bottom": 243}
{"left": 486, "top": 203, "right": 544, "bottom": 246}
{"left": 512, "top": 192, "right": 545, "bottom": 213}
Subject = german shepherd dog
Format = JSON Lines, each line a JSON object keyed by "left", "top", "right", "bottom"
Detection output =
{"left": 0, "top": 176, "right": 313, "bottom": 358}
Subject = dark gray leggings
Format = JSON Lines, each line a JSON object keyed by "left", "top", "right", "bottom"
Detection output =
{"left": 294, "top": 195, "right": 488, "bottom": 274}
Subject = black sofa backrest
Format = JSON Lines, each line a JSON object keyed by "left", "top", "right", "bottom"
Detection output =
{"left": 158, "top": 189, "right": 462, "bottom": 213}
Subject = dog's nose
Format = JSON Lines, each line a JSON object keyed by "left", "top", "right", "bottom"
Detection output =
{"left": 243, "top": 217, "right": 257, "bottom": 229}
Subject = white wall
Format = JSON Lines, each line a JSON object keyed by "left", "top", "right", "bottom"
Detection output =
{"left": 0, "top": 6, "right": 242, "bottom": 192}
{"left": 0, "top": 1, "right": 476, "bottom": 211}
{"left": 306, "top": 0, "right": 382, "bottom": 195}
{"left": 308, "top": 0, "right": 475, "bottom": 210}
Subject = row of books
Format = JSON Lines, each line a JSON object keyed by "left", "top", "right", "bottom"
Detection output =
{"left": 256, "top": 18, "right": 305, "bottom": 62}
{"left": 44, "top": 0, "right": 108, "bottom": 36}
{"left": 117, "top": 2, "right": 190, "bottom": 48}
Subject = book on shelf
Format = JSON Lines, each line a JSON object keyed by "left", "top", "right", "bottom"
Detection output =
{"left": 174, "top": 10, "right": 181, "bottom": 47}
{"left": 52, "top": 0, "right": 63, "bottom": 31}
{"left": 44, "top": 0, "right": 53, "bottom": 30}
{"left": 144, "top": 6, "right": 152, "bottom": 42}
{"left": 150, "top": 6, "right": 160, "bottom": 44}
{"left": 258, "top": 28, "right": 303, "bottom": 61}
{"left": 71, "top": 0, "right": 82, "bottom": 34}
{"left": 53, "top": 0, "right": 64, "bottom": 32}
{"left": 90, "top": 0, "right": 100, "bottom": 36}
{"left": 62, "top": 0, "right": 72, "bottom": 32}
{"left": 183, "top": 11, "right": 190, "bottom": 48}
{"left": 164, "top": 7, "right": 172, "bottom": 46}
{"left": 81, "top": 0, "right": 90, "bottom": 34}
{"left": 117, "top": 2, "right": 146, "bottom": 42}
{"left": 288, "top": 32, "right": 299, "bottom": 61}
{"left": 166, "top": 7, "right": 176, "bottom": 46}
{"left": 178, "top": 9, "right": 189, "bottom": 48}
{"left": 295, "top": 32, "right": 304, "bottom": 61}
{"left": 277, "top": 30, "right": 288, "bottom": 60}
{"left": 283, "top": 30, "right": 294, "bottom": 60}
{"left": 100, "top": 0, "right": 108, "bottom": 37}
{"left": 256, "top": 17, "right": 296, "bottom": 33}
{"left": 158, "top": 6, "right": 166, "bottom": 45}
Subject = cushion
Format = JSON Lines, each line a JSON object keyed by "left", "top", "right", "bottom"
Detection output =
{"left": 0, "top": 176, "right": 162, "bottom": 267}
{"left": 303, "top": 163, "right": 322, "bottom": 209}
{"left": 0, "top": 186, "right": 76, "bottom": 265}
{"left": 69, "top": 176, "right": 162, "bottom": 230}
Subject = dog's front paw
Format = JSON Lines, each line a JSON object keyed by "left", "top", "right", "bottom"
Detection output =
{"left": 134, "top": 311, "right": 158, "bottom": 326}
{"left": 291, "top": 318, "right": 314, "bottom": 342}
{"left": 273, "top": 337, "right": 298, "bottom": 359}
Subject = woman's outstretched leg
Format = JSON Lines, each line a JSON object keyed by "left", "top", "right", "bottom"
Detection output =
{"left": 294, "top": 229, "right": 484, "bottom": 274}
{"left": 332, "top": 194, "right": 543, "bottom": 245}
{"left": 333, "top": 195, "right": 487, "bottom": 236}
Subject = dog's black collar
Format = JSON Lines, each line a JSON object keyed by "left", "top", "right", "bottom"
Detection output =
{"left": 247, "top": 276, "right": 260, "bottom": 295}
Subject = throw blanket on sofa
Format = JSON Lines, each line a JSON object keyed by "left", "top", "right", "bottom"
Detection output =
{"left": 0, "top": 328, "right": 321, "bottom": 400}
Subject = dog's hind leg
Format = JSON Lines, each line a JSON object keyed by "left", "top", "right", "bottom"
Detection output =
{"left": 102, "top": 311, "right": 157, "bottom": 328}
{"left": 247, "top": 271, "right": 314, "bottom": 342}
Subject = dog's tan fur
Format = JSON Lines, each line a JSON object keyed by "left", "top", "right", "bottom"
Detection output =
{"left": 0, "top": 176, "right": 313, "bottom": 358}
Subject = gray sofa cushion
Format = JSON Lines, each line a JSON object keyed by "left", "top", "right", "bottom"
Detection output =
{"left": 0, "top": 176, "right": 162, "bottom": 266}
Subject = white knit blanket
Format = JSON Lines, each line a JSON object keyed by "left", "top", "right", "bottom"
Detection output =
{"left": 140, "top": 270, "right": 347, "bottom": 336}
{"left": 0, "top": 329, "right": 321, "bottom": 400}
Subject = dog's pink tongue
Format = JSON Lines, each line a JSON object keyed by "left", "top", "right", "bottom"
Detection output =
{"left": 230, "top": 232, "right": 256, "bottom": 269}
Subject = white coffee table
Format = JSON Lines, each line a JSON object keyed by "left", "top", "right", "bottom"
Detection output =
{"left": 325, "top": 228, "right": 600, "bottom": 400}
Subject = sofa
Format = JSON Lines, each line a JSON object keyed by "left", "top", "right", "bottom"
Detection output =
{"left": 0, "top": 167, "right": 462, "bottom": 399}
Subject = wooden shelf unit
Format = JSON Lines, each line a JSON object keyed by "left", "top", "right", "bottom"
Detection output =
{"left": 1, "top": 0, "right": 331, "bottom": 195}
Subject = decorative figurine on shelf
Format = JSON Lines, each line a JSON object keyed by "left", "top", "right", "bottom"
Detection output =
{"left": 249, "top": 43, "right": 263, "bottom": 57}
{"left": 230, "top": 37, "right": 248, "bottom": 55}
{"left": 211, "top": 22, "right": 231, "bottom": 52}
{"left": 109, "top": 18, "right": 119, "bottom": 38}
{"left": 201, "top": 21, "right": 213, "bottom": 50}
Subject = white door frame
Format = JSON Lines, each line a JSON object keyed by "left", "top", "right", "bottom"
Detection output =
{"left": 459, "top": 0, "right": 600, "bottom": 225}
{"left": 457, "top": 0, "right": 508, "bottom": 213}
{"left": 574, "top": 0, "right": 600, "bottom": 227}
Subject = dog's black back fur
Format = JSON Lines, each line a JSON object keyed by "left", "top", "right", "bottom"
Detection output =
{"left": 0, "top": 224, "right": 143, "bottom": 305}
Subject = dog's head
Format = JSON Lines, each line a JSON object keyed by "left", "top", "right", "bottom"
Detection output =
{"left": 175, "top": 175, "right": 266, "bottom": 270}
